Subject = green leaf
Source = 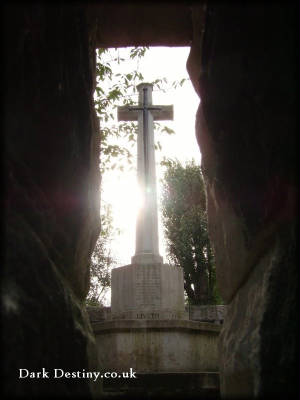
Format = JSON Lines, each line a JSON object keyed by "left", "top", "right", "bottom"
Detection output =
{"left": 162, "top": 126, "right": 175, "bottom": 135}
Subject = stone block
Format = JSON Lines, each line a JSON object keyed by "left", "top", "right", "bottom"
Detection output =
{"left": 93, "top": 320, "right": 220, "bottom": 374}
{"left": 189, "top": 305, "right": 227, "bottom": 323}
{"left": 111, "top": 263, "right": 186, "bottom": 320}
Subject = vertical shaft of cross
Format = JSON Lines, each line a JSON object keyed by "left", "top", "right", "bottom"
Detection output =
{"left": 117, "top": 83, "right": 173, "bottom": 265}
{"left": 142, "top": 88, "right": 150, "bottom": 186}
{"left": 135, "top": 83, "right": 160, "bottom": 263}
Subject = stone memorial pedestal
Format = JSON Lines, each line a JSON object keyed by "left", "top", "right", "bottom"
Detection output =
{"left": 94, "top": 259, "right": 221, "bottom": 396}
{"left": 111, "top": 262, "right": 187, "bottom": 320}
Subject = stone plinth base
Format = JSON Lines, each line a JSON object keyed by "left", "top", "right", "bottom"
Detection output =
{"left": 93, "top": 320, "right": 220, "bottom": 374}
{"left": 111, "top": 263, "right": 186, "bottom": 320}
{"left": 131, "top": 252, "right": 163, "bottom": 265}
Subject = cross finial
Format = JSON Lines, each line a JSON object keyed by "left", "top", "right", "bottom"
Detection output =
{"left": 136, "top": 82, "right": 153, "bottom": 105}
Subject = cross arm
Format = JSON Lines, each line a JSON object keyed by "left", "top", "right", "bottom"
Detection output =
{"left": 117, "top": 105, "right": 173, "bottom": 121}
{"left": 117, "top": 106, "right": 139, "bottom": 121}
{"left": 151, "top": 105, "right": 173, "bottom": 121}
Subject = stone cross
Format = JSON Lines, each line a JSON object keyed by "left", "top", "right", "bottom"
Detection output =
{"left": 118, "top": 83, "right": 173, "bottom": 264}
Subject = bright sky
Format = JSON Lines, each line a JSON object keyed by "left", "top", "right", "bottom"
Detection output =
{"left": 99, "top": 47, "right": 200, "bottom": 304}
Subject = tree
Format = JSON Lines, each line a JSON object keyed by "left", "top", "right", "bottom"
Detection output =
{"left": 86, "top": 203, "right": 117, "bottom": 306}
{"left": 161, "top": 159, "right": 221, "bottom": 305}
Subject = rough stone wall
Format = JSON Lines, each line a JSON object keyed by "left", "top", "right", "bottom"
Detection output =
{"left": 3, "top": 4, "right": 101, "bottom": 397}
{"left": 90, "top": 3, "right": 192, "bottom": 47}
{"left": 187, "top": 3, "right": 298, "bottom": 398}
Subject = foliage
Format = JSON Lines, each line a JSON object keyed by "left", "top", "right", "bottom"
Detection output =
{"left": 161, "top": 159, "right": 222, "bottom": 305}
{"left": 86, "top": 204, "right": 117, "bottom": 306}
{"left": 94, "top": 47, "right": 183, "bottom": 172}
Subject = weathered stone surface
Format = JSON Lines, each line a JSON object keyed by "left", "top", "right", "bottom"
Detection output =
{"left": 3, "top": 247, "right": 99, "bottom": 397}
{"left": 93, "top": 320, "right": 220, "bottom": 373}
{"left": 188, "top": 2, "right": 298, "bottom": 304}
{"left": 111, "top": 263, "right": 186, "bottom": 320}
{"left": 189, "top": 305, "right": 226, "bottom": 324}
{"left": 87, "top": 305, "right": 111, "bottom": 322}
{"left": 93, "top": 319, "right": 221, "bottom": 333}
{"left": 187, "top": 3, "right": 298, "bottom": 398}
{"left": 219, "top": 249, "right": 273, "bottom": 397}
{"left": 4, "top": 4, "right": 101, "bottom": 397}
{"left": 102, "top": 372, "right": 220, "bottom": 399}
{"left": 219, "top": 229, "right": 298, "bottom": 398}
{"left": 88, "top": 3, "right": 192, "bottom": 47}
{"left": 88, "top": 304, "right": 227, "bottom": 324}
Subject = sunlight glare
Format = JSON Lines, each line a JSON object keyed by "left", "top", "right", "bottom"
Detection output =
{"left": 100, "top": 46, "right": 200, "bottom": 273}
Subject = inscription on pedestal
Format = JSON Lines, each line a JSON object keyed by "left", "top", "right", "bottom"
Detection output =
{"left": 136, "top": 312, "right": 160, "bottom": 319}
{"left": 135, "top": 266, "right": 161, "bottom": 307}
{"left": 111, "top": 263, "right": 186, "bottom": 320}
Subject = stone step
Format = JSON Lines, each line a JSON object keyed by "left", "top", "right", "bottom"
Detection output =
{"left": 102, "top": 371, "right": 220, "bottom": 399}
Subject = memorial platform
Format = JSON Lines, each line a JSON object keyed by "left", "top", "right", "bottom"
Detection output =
{"left": 93, "top": 319, "right": 220, "bottom": 374}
